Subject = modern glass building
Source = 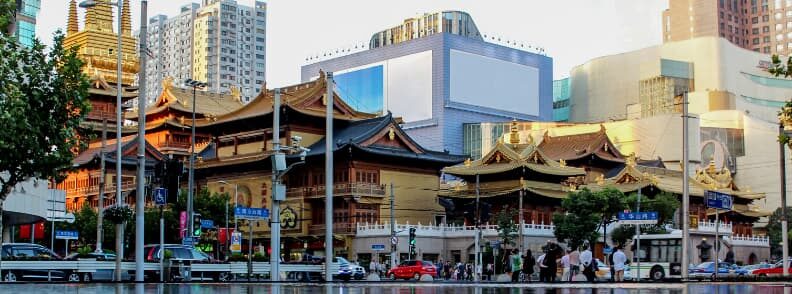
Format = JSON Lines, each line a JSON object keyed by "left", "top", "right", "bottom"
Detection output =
{"left": 15, "top": 0, "right": 40, "bottom": 47}
{"left": 552, "top": 78, "right": 570, "bottom": 122}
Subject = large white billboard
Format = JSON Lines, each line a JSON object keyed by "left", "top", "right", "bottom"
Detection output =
{"left": 330, "top": 51, "right": 434, "bottom": 122}
{"left": 449, "top": 49, "right": 540, "bottom": 116}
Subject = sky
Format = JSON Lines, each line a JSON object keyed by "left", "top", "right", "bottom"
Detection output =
{"left": 37, "top": 0, "right": 668, "bottom": 87}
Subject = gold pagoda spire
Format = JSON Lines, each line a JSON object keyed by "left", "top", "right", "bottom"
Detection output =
{"left": 67, "top": 0, "right": 78, "bottom": 35}
{"left": 84, "top": 0, "right": 114, "bottom": 33}
{"left": 121, "top": 0, "right": 131, "bottom": 36}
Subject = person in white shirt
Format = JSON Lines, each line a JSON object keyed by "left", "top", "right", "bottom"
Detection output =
{"left": 580, "top": 244, "right": 595, "bottom": 282}
{"left": 613, "top": 246, "right": 627, "bottom": 282}
{"left": 537, "top": 253, "right": 548, "bottom": 282}
{"left": 560, "top": 249, "right": 571, "bottom": 281}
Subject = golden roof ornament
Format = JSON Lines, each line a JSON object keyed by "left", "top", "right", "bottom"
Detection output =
{"left": 162, "top": 76, "right": 174, "bottom": 92}
{"left": 526, "top": 133, "right": 534, "bottom": 145}
{"left": 596, "top": 174, "right": 605, "bottom": 186}
{"left": 230, "top": 85, "right": 241, "bottom": 101}
{"left": 626, "top": 153, "right": 637, "bottom": 167}
{"left": 464, "top": 158, "right": 472, "bottom": 166}
{"left": 179, "top": 116, "right": 186, "bottom": 125}
{"left": 388, "top": 127, "right": 396, "bottom": 140}
{"left": 495, "top": 153, "right": 502, "bottom": 163}
{"left": 509, "top": 119, "right": 520, "bottom": 144}
{"left": 559, "top": 159, "right": 566, "bottom": 167}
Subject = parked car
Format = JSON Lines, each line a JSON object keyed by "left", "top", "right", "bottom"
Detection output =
{"left": 752, "top": 260, "right": 792, "bottom": 278}
{"left": 290, "top": 256, "right": 353, "bottom": 281}
{"left": 141, "top": 244, "right": 226, "bottom": 281}
{"left": 743, "top": 263, "right": 772, "bottom": 277}
{"left": 689, "top": 262, "right": 732, "bottom": 280}
{"left": 591, "top": 258, "right": 632, "bottom": 281}
{"left": 0, "top": 243, "right": 85, "bottom": 282}
{"left": 333, "top": 257, "right": 365, "bottom": 280}
{"left": 386, "top": 260, "right": 437, "bottom": 280}
{"left": 64, "top": 251, "right": 131, "bottom": 281}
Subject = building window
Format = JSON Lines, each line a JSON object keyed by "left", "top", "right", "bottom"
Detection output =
{"left": 764, "top": 25, "right": 771, "bottom": 32}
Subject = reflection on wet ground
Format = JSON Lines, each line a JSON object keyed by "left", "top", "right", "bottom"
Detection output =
{"left": 0, "top": 282, "right": 789, "bottom": 294}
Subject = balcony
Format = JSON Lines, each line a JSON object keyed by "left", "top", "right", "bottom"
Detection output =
{"left": 286, "top": 182, "right": 386, "bottom": 199}
{"left": 309, "top": 222, "right": 356, "bottom": 235}
{"left": 726, "top": 235, "right": 770, "bottom": 247}
{"left": 694, "top": 220, "right": 732, "bottom": 234}
{"left": 356, "top": 221, "right": 556, "bottom": 238}
{"left": 65, "top": 180, "right": 135, "bottom": 198}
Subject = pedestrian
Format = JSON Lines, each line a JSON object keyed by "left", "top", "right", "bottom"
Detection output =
{"left": 510, "top": 248, "right": 522, "bottom": 282}
{"left": 569, "top": 246, "right": 581, "bottom": 281}
{"left": 537, "top": 250, "right": 548, "bottom": 282}
{"left": 457, "top": 262, "right": 465, "bottom": 280}
{"left": 608, "top": 250, "right": 615, "bottom": 282}
{"left": 370, "top": 259, "right": 378, "bottom": 276}
{"left": 580, "top": 243, "right": 596, "bottom": 282}
{"left": 561, "top": 249, "right": 571, "bottom": 281}
{"left": 546, "top": 242, "right": 560, "bottom": 282}
{"left": 523, "top": 249, "right": 535, "bottom": 282}
{"left": 613, "top": 246, "right": 627, "bottom": 282}
{"left": 724, "top": 247, "right": 735, "bottom": 264}
{"left": 444, "top": 261, "right": 452, "bottom": 280}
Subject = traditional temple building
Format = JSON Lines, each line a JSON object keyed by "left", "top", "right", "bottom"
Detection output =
{"left": 194, "top": 72, "right": 463, "bottom": 260}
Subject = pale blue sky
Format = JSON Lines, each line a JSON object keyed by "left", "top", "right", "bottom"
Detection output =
{"left": 37, "top": 0, "right": 668, "bottom": 87}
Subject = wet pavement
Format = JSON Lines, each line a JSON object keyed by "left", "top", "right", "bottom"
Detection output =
{"left": 0, "top": 283, "right": 788, "bottom": 294}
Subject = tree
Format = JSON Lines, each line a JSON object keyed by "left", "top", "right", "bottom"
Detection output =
{"left": 494, "top": 205, "right": 518, "bottom": 249}
{"left": 610, "top": 225, "right": 636, "bottom": 247}
{"left": 625, "top": 191, "right": 680, "bottom": 233}
{"left": 767, "top": 207, "right": 792, "bottom": 258}
{"left": 553, "top": 188, "right": 603, "bottom": 250}
{"left": 0, "top": 0, "right": 14, "bottom": 34}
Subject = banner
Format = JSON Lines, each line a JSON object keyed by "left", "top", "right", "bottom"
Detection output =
{"left": 179, "top": 211, "right": 187, "bottom": 239}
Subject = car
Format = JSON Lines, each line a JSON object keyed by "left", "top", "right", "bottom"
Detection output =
{"left": 689, "top": 262, "right": 732, "bottom": 280}
{"left": 64, "top": 251, "right": 132, "bottom": 281}
{"left": 590, "top": 258, "right": 632, "bottom": 281}
{"left": 752, "top": 260, "right": 792, "bottom": 278}
{"left": 386, "top": 260, "right": 437, "bottom": 280}
{"left": 742, "top": 263, "right": 772, "bottom": 277}
{"left": 141, "top": 244, "right": 227, "bottom": 281}
{"left": 1, "top": 243, "right": 86, "bottom": 282}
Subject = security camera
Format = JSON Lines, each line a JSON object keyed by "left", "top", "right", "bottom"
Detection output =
{"left": 291, "top": 135, "right": 302, "bottom": 147}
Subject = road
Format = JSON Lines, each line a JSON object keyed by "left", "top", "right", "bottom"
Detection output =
{"left": 0, "top": 282, "right": 789, "bottom": 294}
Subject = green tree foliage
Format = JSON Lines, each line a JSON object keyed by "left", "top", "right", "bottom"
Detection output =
{"left": 610, "top": 225, "right": 636, "bottom": 247}
{"left": 494, "top": 205, "right": 518, "bottom": 248}
{"left": 770, "top": 54, "right": 792, "bottom": 78}
{"left": 553, "top": 188, "right": 603, "bottom": 249}
{"left": 0, "top": 0, "right": 14, "bottom": 34}
{"left": 767, "top": 207, "right": 792, "bottom": 258}
{"left": 625, "top": 191, "right": 680, "bottom": 232}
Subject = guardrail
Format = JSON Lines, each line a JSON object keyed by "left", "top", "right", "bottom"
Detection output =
{"left": 357, "top": 221, "right": 555, "bottom": 237}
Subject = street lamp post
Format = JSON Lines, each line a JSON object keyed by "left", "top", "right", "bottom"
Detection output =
{"left": 779, "top": 124, "right": 789, "bottom": 278}
{"left": 218, "top": 180, "right": 237, "bottom": 256}
{"left": 184, "top": 79, "right": 207, "bottom": 246}
{"left": 78, "top": 0, "right": 124, "bottom": 281}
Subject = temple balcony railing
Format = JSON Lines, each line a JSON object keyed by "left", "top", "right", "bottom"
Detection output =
{"left": 694, "top": 220, "right": 732, "bottom": 234}
{"left": 725, "top": 235, "right": 769, "bottom": 247}
{"left": 310, "top": 222, "right": 357, "bottom": 235}
{"left": 65, "top": 180, "right": 135, "bottom": 198}
{"left": 287, "top": 182, "right": 386, "bottom": 199}
{"left": 356, "top": 221, "right": 555, "bottom": 238}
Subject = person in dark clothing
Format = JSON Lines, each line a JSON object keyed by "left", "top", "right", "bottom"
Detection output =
{"left": 724, "top": 247, "right": 735, "bottom": 264}
{"left": 545, "top": 243, "right": 561, "bottom": 282}
{"left": 523, "top": 249, "right": 535, "bottom": 282}
{"left": 608, "top": 252, "right": 615, "bottom": 282}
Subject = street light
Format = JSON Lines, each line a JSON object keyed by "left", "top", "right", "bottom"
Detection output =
{"left": 78, "top": 0, "right": 124, "bottom": 282}
{"left": 184, "top": 78, "right": 207, "bottom": 251}
{"left": 218, "top": 180, "right": 238, "bottom": 257}
{"left": 779, "top": 124, "right": 790, "bottom": 278}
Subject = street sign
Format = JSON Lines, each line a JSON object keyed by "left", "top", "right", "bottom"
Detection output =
{"left": 706, "top": 191, "right": 733, "bottom": 210}
{"left": 618, "top": 211, "right": 659, "bottom": 225}
{"left": 372, "top": 244, "right": 386, "bottom": 251}
{"left": 235, "top": 206, "right": 270, "bottom": 220}
{"left": 182, "top": 236, "right": 195, "bottom": 246}
{"left": 55, "top": 230, "right": 78, "bottom": 240}
{"left": 154, "top": 187, "right": 167, "bottom": 205}
{"left": 200, "top": 219, "right": 215, "bottom": 229}
{"left": 390, "top": 236, "right": 398, "bottom": 245}
{"left": 230, "top": 232, "right": 242, "bottom": 253}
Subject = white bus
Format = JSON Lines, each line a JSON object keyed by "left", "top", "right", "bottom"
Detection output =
{"left": 630, "top": 232, "right": 684, "bottom": 281}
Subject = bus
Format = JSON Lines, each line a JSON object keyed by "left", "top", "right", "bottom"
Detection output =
{"left": 630, "top": 231, "right": 684, "bottom": 281}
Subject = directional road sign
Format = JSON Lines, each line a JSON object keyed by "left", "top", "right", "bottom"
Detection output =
{"left": 182, "top": 237, "right": 195, "bottom": 246}
{"left": 705, "top": 190, "right": 733, "bottom": 210}
{"left": 235, "top": 206, "right": 269, "bottom": 220}
{"left": 390, "top": 236, "right": 398, "bottom": 245}
{"left": 200, "top": 219, "right": 215, "bottom": 229}
{"left": 55, "top": 230, "right": 78, "bottom": 240}
{"left": 372, "top": 244, "right": 386, "bottom": 251}
{"left": 618, "top": 211, "right": 659, "bottom": 224}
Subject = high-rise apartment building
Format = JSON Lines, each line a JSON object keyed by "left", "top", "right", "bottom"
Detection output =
{"left": 662, "top": 0, "right": 792, "bottom": 55}
{"left": 143, "top": 0, "right": 266, "bottom": 103}
{"left": 14, "top": 0, "right": 40, "bottom": 47}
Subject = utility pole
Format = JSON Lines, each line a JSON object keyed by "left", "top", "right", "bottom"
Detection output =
{"left": 135, "top": 0, "right": 149, "bottom": 282}
{"left": 635, "top": 187, "right": 641, "bottom": 281}
{"left": 681, "top": 91, "right": 690, "bottom": 280}
{"left": 474, "top": 174, "right": 480, "bottom": 282}
{"left": 114, "top": 0, "right": 125, "bottom": 282}
{"left": 270, "top": 88, "right": 282, "bottom": 281}
{"left": 390, "top": 183, "right": 395, "bottom": 268}
{"left": 97, "top": 119, "right": 107, "bottom": 253}
{"left": 518, "top": 177, "right": 524, "bottom": 258}
{"left": 324, "top": 72, "right": 334, "bottom": 281}
{"left": 779, "top": 123, "right": 789, "bottom": 278}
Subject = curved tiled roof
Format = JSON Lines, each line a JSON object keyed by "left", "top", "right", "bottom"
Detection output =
{"left": 537, "top": 125, "right": 624, "bottom": 163}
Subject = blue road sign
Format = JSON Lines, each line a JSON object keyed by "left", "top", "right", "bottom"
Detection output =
{"left": 372, "top": 244, "right": 386, "bottom": 251}
{"left": 200, "top": 219, "right": 214, "bottom": 229}
{"left": 234, "top": 206, "right": 270, "bottom": 220}
{"left": 55, "top": 230, "right": 78, "bottom": 240}
{"left": 182, "top": 237, "right": 195, "bottom": 246}
{"left": 618, "top": 211, "right": 659, "bottom": 224}
{"left": 154, "top": 187, "right": 167, "bottom": 205}
{"left": 705, "top": 191, "right": 733, "bottom": 210}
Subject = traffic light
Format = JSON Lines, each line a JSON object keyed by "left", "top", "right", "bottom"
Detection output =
{"left": 193, "top": 213, "right": 202, "bottom": 237}
{"left": 408, "top": 227, "right": 416, "bottom": 252}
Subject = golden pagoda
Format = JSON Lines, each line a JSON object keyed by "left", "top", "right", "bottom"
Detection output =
{"left": 64, "top": 0, "right": 138, "bottom": 86}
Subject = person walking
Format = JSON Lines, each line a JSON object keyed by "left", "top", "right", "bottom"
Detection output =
{"left": 580, "top": 244, "right": 596, "bottom": 282}
{"left": 607, "top": 251, "right": 615, "bottom": 282}
{"left": 613, "top": 246, "right": 627, "bottom": 282}
{"left": 537, "top": 250, "right": 548, "bottom": 282}
{"left": 370, "top": 259, "right": 378, "bottom": 276}
{"left": 510, "top": 249, "right": 523, "bottom": 282}
{"left": 569, "top": 246, "right": 581, "bottom": 281}
{"left": 546, "top": 242, "right": 560, "bottom": 282}
{"left": 523, "top": 249, "right": 535, "bottom": 282}
{"left": 560, "top": 249, "right": 571, "bottom": 281}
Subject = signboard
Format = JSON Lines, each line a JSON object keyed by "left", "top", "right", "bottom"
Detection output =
{"left": 235, "top": 206, "right": 269, "bottom": 220}
{"left": 705, "top": 191, "right": 733, "bottom": 210}
{"left": 182, "top": 236, "right": 195, "bottom": 246}
{"left": 55, "top": 230, "right": 78, "bottom": 240}
{"left": 154, "top": 187, "right": 167, "bottom": 205}
{"left": 230, "top": 232, "right": 242, "bottom": 253}
{"left": 372, "top": 244, "right": 386, "bottom": 251}
{"left": 690, "top": 216, "right": 699, "bottom": 229}
{"left": 200, "top": 219, "right": 215, "bottom": 229}
{"left": 618, "top": 211, "right": 659, "bottom": 225}
{"left": 179, "top": 211, "right": 187, "bottom": 239}
{"left": 390, "top": 236, "right": 398, "bottom": 245}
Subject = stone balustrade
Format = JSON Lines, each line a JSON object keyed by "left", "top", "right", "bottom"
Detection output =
{"left": 356, "top": 221, "right": 555, "bottom": 238}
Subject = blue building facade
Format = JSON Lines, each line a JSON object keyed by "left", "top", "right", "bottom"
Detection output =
{"left": 15, "top": 0, "right": 40, "bottom": 47}
{"left": 553, "top": 78, "right": 570, "bottom": 122}
{"left": 301, "top": 33, "right": 552, "bottom": 154}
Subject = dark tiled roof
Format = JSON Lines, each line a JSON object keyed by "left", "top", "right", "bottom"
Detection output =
{"left": 537, "top": 126, "right": 624, "bottom": 163}
{"left": 74, "top": 136, "right": 164, "bottom": 167}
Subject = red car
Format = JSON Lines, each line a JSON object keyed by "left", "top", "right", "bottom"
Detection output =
{"left": 753, "top": 261, "right": 792, "bottom": 278}
{"left": 387, "top": 260, "right": 437, "bottom": 280}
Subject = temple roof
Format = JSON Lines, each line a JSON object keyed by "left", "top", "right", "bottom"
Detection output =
{"left": 73, "top": 135, "right": 164, "bottom": 167}
{"left": 537, "top": 125, "right": 624, "bottom": 163}
{"left": 193, "top": 71, "right": 377, "bottom": 127}
{"left": 128, "top": 77, "right": 245, "bottom": 121}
